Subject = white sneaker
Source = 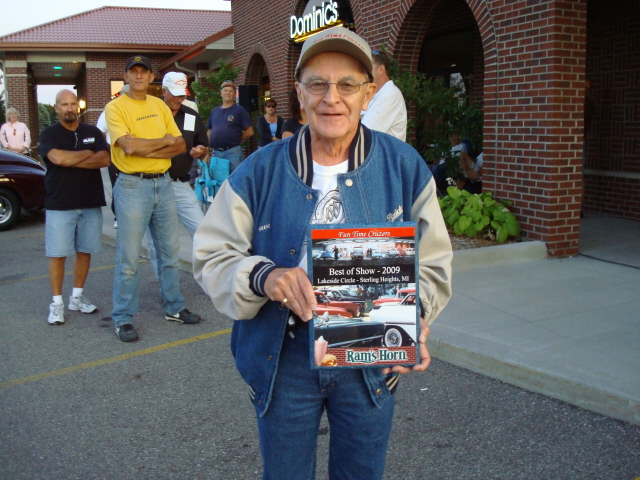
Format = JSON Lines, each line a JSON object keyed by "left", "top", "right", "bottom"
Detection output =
{"left": 113, "top": 221, "right": 118, "bottom": 229}
{"left": 48, "top": 302, "right": 65, "bottom": 325}
{"left": 69, "top": 294, "right": 97, "bottom": 314}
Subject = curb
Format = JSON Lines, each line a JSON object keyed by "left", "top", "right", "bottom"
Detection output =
{"left": 452, "top": 240, "right": 548, "bottom": 272}
{"left": 427, "top": 335, "right": 640, "bottom": 426}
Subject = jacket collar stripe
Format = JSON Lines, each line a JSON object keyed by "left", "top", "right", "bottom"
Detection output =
{"left": 289, "top": 123, "right": 372, "bottom": 187}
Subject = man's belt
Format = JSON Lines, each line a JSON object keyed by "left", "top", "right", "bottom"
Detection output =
{"left": 211, "top": 145, "right": 238, "bottom": 152}
{"left": 126, "top": 172, "right": 166, "bottom": 179}
{"left": 171, "top": 174, "right": 191, "bottom": 182}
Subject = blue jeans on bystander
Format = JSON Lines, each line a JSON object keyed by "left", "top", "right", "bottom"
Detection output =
{"left": 111, "top": 173, "right": 185, "bottom": 327}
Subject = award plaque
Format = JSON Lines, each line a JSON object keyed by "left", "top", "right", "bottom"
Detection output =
{"left": 308, "top": 223, "right": 419, "bottom": 369}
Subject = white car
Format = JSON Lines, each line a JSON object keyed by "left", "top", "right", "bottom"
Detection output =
{"left": 368, "top": 294, "right": 419, "bottom": 347}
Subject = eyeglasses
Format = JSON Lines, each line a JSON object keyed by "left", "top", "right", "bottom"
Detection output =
{"left": 265, "top": 105, "right": 276, "bottom": 108}
{"left": 300, "top": 80, "right": 369, "bottom": 95}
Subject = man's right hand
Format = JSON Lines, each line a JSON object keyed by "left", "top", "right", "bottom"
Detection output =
{"left": 264, "top": 267, "right": 317, "bottom": 321}
{"left": 163, "top": 134, "right": 177, "bottom": 146}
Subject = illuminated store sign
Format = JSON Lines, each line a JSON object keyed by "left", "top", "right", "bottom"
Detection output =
{"left": 290, "top": 1, "right": 343, "bottom": 42}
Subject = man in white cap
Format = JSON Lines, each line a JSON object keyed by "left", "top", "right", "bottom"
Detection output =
{"left": 193, "top": 27, "right": 452, "bottom": 479}
{"left": 144, "top": 72, "right": 209, "bottom": 278}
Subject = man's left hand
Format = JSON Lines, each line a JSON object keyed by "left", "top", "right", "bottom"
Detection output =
{"left": 382, "top": 319, "right": 431, "bottom": 375}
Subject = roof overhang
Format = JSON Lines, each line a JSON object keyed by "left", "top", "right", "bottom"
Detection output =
{"left": 158, "top": 26, "right": 234, "bottom": 75}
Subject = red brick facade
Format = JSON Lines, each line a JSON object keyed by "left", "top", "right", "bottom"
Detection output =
{"left": 231, "top": 0, "right": 638, "bottom": 257}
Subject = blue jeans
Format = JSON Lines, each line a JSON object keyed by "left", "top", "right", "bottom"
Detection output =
{"left": 255, "top": 329, "right": 395, "bottom": 480}
{"left": 145, "top": 179, "right": 204, "bottom": 278}
{"left": 111, "top": 173, "right": 184, "bottom": 327}
{"left": 212, "top": 145, "right": 243, "bottom": 173}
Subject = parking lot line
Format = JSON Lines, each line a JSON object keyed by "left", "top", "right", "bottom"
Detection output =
{"left": 0, "top": 328, "right": 232, "bottom": 390}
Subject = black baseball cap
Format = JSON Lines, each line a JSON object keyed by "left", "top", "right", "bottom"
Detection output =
{"left": 125, "top": 55, "right": 153, "bottom": 72}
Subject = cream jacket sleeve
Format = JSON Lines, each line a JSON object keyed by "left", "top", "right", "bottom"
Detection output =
{"left": 412, "top": 178, "right": 453, "bottom": 324}
{"left": 193, "top": 181, "right": 272, "bottom": 320}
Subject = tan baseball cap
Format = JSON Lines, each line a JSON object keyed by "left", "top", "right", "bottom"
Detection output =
{"left": 295, "top": 27, "right": 373, "bottom": 80}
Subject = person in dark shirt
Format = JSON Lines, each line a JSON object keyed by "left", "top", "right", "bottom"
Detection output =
{"left": 206, "top": 80, "right": 253, "bottom": 173}
{"left": 39, "top": 89, "right": 110, "bottom": 326}
{"left": 144, "top": 72, "right": 210, "bottom": 277}
{"left": 256, "top": 98, "right": 284, "bottom": 147}
{"left": 281, "top": 87, "right": 308, "bottom": 139}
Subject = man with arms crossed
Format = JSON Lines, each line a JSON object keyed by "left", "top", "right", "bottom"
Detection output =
{"left": 206, "top": 81, "right": 253, "bottom": 173}
{"left": 193, "top": 28, "right": 452, "bottom": 479}
{"left": 106, "top": 55, "right": 201, "bottom": 343}
{"left": 40, "top": 90, "right": 110, "bottom": 325}
{"left": 360, "top": 49, "right": 407, "bottom": 141}
{"left": 145, "top": 72, "right": 209, "bottom": 277}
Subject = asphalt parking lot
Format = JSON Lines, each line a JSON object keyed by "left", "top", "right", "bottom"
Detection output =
{"left": 1, "top": 212, "right": 638, "bottom": 479}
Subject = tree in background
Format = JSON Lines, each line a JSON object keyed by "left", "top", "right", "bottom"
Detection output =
{"left": 190, "top": 59, "right": 243, "bottom": 121}
{"left": 38, "top": 103, "right": 56, "bottom": 131}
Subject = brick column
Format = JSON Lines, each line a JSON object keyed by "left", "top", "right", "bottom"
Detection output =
{"left": 5, "top": 53, "right": 34, "bottom": 138}
{"left": 85, "top": 54, "right": 111, "bottom": 126}
{"left": 486, "top": 0, "right": 587, "bottom": 257}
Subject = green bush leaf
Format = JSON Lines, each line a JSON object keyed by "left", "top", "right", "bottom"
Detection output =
{"left": 491, "top": 220, "right": 501, "bottom": 230}
{"left": 447, "top": 186, "right": 461, "bottom": 199}
{"left": 506, "top": 218, "right": 521, "bottom": 236}
{"left": 465, "top": 224, "right": 478, "bottom": 238}
{"left": 497, "top": 226, "right": 508, "bottom": 243}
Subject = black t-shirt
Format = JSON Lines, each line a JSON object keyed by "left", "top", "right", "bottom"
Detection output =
{"left": 168, "top": 105, "right": 209, "bottom": 179}
{"left": 40, "top": 122, "right": 109, "bottom": 210}
{"left": 282, "top": 118, "right": 304, "bottom": 136}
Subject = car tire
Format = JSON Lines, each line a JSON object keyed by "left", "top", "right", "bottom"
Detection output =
{"left": 0, "top": 188, "right": 21, "bottom": 231}
{"left": 383, "top": 327, "right": 404, "bottom": 347}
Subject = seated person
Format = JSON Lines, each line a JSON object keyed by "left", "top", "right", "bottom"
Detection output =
{"left": 431, "top": 133, "right": 469, "bottom": 196}
{"left": 456, "top": 151, "right": 483, "bottom": 194}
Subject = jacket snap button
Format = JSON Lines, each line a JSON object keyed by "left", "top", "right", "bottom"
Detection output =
{"left": 345, "top": 179, "right": 353, "bottom": 187}
{"left": 267, "top": 355, "right": 273, "bottom": 360}
{"left": 290, "top": 249, "right": 296, "bottom": 255}
{"left": 376, "top": 388, "right": 382, "bottom": 395}
{"left": 258, "top": 400, "right": 263, "bottom": 405}
{"left": 307, "top": 194, "right": 313, "bottom": 200}
{"left": 279, "top": 304, "right": 285, "bottom": 310}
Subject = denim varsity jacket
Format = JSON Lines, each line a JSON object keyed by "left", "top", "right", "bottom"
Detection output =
{"left": 193, "top": 123, "right": 453, "bottom": 416}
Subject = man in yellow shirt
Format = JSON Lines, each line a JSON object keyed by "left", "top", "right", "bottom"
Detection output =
{"left": 106, "top": 55, "right": 201, "bottom": 342}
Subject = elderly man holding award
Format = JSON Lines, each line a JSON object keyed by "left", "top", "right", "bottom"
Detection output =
{"left": 193, "top": 26, "right": 452, "bottom": 480}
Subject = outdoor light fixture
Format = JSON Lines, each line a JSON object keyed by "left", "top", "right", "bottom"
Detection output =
{"left": 53, "top": 66, "right": 62, "bottom": 70}
{"left": 79, "top": 99, "right": 86, "bottom": 110}
{"left": 54, "top": 74, "right": 61, "bottom": 77}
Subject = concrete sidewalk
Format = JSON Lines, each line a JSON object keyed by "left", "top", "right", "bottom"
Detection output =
{"left": 100, "top": 170, "right": 640, "bottom": 425}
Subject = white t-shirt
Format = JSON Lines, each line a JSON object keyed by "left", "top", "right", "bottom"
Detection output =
{"left": 360, "top": 80, "right": 407, "bottom": 141}
{"left": 96, "top": 111, "right": 110, "bottom": 144}
{"left": 299, "top": 159, "right": 349, "bottom": 270}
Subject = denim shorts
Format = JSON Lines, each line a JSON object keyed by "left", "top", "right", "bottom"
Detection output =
{"left": 45, "top": 208, "right": 103, "bottom": 257}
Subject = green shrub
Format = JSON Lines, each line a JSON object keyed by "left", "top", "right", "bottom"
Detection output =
{"left": 439, "top": 187, "right": 521, "bottom": 243}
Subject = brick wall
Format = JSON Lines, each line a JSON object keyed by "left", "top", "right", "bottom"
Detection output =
{"left": 5, "top": 52, "right": 38, "bottom": 145}
{"left": 231, "top": 0, "right": 601, "bottom": 257}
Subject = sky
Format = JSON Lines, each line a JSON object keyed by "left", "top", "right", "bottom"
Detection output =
{"left": 1, "top": 1, "right": 231, "bottom": 105}
{"left": 0, "top": 0, "right": 230, "bottom": 37}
